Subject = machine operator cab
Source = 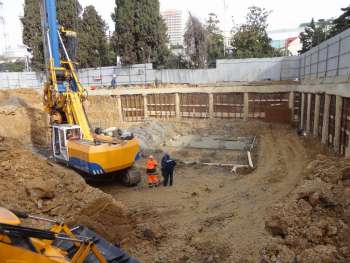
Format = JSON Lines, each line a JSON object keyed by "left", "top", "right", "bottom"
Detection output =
{"left": 52, "top": 124, "right": 82, "bottom": 163}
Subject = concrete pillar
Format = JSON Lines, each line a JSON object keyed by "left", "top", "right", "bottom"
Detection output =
{"left": 288, "top": 92, "right": 294, "bottom": 109}
{"left": 116, "top": 95, "right": 123, "bottom": 122}
{"left": 143, "top": 94, "right": 149, "bottom": 118}
{"left": 175, "top": 93, "right": 181, "bottom": 119}
{"left": 289, "top": 92, "right": 294, "bottom": 122}
{"left": 321, "top": 94, "right": 331, "bottom": 145}
{"left": 209, "top": 93, "right": 214, "bottom": 119}
{"left": 300, "top": 93, "right": 305, "bottom": 129}
{"left": 313, "top": 94, "right": 321, "bottom": 136}
{"left": 243, "top": 92, "right": 249, "bottom": 121}
{"left": 306, "top": 93, "right": 312, "bottom": 133}
{"left": 334, "top": 95, "right": 343, "bottom": 153}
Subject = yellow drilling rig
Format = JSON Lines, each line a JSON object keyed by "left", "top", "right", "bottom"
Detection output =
{"left": 39, "top": 0, "right": 141, "bottom": 185}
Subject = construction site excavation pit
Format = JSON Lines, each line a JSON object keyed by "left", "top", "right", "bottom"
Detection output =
{"left": 165, "top": 134, "right": 256, "bottom": 173}
{"left": 1, "top": 89, "right": 350, "bottom": 262}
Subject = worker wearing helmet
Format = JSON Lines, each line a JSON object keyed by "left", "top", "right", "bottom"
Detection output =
{"left": 146, "top": 155, "right": 159, "bottom": 187}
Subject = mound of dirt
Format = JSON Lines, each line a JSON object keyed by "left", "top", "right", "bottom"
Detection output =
{"left": 0, "top": 89, "right": 48, "bottom": 146}
{"left": 0, "top": 136, "right": 137, "bottom": 246}
{"left": 262, "top": 155, "right": 350, "bottom": 262}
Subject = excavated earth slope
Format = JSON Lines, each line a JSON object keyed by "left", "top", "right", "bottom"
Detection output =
{"left": 0, "top": 88, "right": 349, "bottom": 262}
{"left": 0, "top": 89, "right": 139, "bottom": 252}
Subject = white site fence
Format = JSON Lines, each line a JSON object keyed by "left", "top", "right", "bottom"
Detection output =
{"left": 299, "top": 27, "right": 350, "bottom": 80}
{"left": 0, "top": 57, "right": 299, "bottom": 89}
{"left": 1, "top": 28, "right": 350, "bottom": 89}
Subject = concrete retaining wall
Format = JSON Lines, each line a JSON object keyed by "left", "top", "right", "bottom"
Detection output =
{"left": 87, "top": 80, "right": 350, "bottom": 157}
{"left": 300, "top": 28, "right": 350, "bottom": 80}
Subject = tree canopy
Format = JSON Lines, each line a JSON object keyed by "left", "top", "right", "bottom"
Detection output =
{"left": 331, "top": 6, "right": 350, "bottom": 36}
{"left": 21, "top": 0, "right": 112, "bottom": 70}
{"left": 21, "top": 0, "right": 44, "bottom": 70}
{"left": 184, "top": 14, "right": 208, "bottom": 68}
{"left": 111, "top": 0, "right": 169, "bottom": 67}
{"left": 231, "top": 6, "right": 280, "bottom": 58}
{"left": 299, "top": 5, "right": 350, "bottom": 54}
{"left": 78, "top": 6, "right": 110, "bottom": 67}
{"left": 299, "top": 18, "right": 333, "bottom": 54}
{"left": 206, "top": 13, "right": 224, "bottom": 67}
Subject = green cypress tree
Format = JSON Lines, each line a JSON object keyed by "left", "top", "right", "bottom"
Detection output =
{"left": 112, "top": 0, "right": 137, "bottom": 65}
{"left": 230, "top": 6, "right": 280, "bottom": 58}
{"left": 78, "top": 6, "right": 110, "bottom": 67}
{"left": 184, "top": 15, "right": 208, "bottom": 68}
{"left": 21, "top": 0, "right": 43, "bottom": 70}
{"left": 206, "top": 13, "right": 224, "bottom": 67}
{"left": 112, "top": 0, "right": 169, "bottom": 66}
{"left": 331, "top": 6, "right": 350, "bottom": 36}
{"left": 299, "top": 18, "right": 332, "bottom": 54}
{"left": 21, "top": 0, "right": 82, "bottom": 71}
{"left": 299, "top": 19, "right": 315, "bottom": 54}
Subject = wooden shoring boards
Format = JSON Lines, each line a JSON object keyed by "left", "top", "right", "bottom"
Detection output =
{"left": 340, "top": 97, "right": 350, "bottom": 156}
{"left": 293, "top": 92, "right": 301, "bottom": 123}
{"left": 121, "top": 94, "right": 144, "bottom": 122}
{"left": 318, "top": 94, "right": 325, "bottom": 137}
{"left": 248, "top": 93, "right": 289, "bottom": 119}
{"left": 147, "top": 93, "right": 176, "bottom": 119}
{"left": 213, "top": 93, "right": 244, "bottom": 119}
{"left": 180, "top": 93, "right": 209, "bottom": 118}
{"left": 328, "top": 95, "right": 336, "bottom": 147}
{"left": 310, "top": 94, "right": 316, "bottom": 133}
{"left": 303, "top": 93, "right": 308, "bottom": 130}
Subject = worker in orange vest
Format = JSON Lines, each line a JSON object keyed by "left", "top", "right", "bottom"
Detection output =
{"left": 146, "top": 155, "right": 159, "bottom": 188}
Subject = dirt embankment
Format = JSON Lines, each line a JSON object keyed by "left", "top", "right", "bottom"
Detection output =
{"left": 0, "top": 89, "right": 48, "bottom": 146}
{"left": 86, "top": 95, "right": 121, "bottom": 129}
{"left": 0, "top": 89, "right": 139, "bottom": 250}
{"left": 101, "top": 124, "right": 315, "bottom": 262}
{"left": 1, "top": 88, "right": 348, "bottom": 262}
{"left": 262, "top": 153, "right": 350, "bottom": 262}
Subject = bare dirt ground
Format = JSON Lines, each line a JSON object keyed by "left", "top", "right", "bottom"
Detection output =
{"left": 100, "top": 123, "right": 314, "bottom": 262}
{"left": 0, "top": 88, "right": 348, "bottom": 262}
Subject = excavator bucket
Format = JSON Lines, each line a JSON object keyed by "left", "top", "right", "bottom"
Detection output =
{"left": 54, "top": 225, "right": 139, "bottom": 263}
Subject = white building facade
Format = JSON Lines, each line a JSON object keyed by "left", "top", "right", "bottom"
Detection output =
{"left": 268, "top": 27, "right": 304, "bottom": 56}
{"left": 161, "top": 10, "right": 183, "bottom": 47}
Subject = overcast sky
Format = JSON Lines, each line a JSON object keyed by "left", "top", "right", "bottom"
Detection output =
{"left": 1, "top": 0, "right": 349, "bottom": 49}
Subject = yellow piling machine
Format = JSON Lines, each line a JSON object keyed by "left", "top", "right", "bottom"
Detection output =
{"left": 39, "top": 0, "right": 141, "bottom": 184}
{"left": 0, "top": 207, "right": 139, "bottom": 262}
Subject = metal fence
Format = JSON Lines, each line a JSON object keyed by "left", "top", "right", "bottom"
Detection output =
{"left": 216, "top": 57, "right": 300, "bottom": 82}
{"left": 0, "top": 72, "right": 44, "bottom": 88}
{"left": 0, "top": 57, "right": 300, "bottom": 88}
{"left": 299, "top": 28, "right": 350, "bottom": 80}
{"left": 78, "top": 63, "right": 154, "bottom": 87}
{"left": 1, "top": 28, "right": 350, "bottom": 89}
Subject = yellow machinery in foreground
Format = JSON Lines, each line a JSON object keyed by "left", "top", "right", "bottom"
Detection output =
{"left": 39, "top": 0, "right": 140, "bottom": 184}
{"left": 0, "top": 207, "right": 139, "bottom": 262}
